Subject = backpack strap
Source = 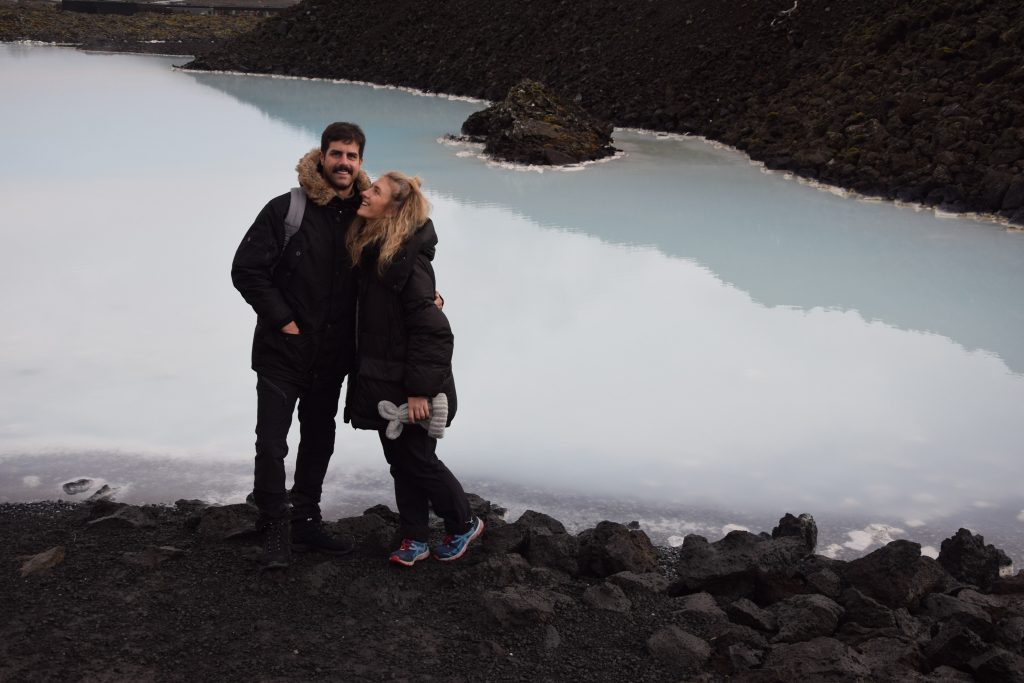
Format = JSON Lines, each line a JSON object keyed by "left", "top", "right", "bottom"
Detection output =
{"left": 282, "top": 187, "right": 306, "bottom": 251}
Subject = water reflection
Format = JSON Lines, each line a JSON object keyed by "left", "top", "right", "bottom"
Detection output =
{"left": 187, "top": 69, "right": 1024, "bottom": 374}
{"left": 2, "top": 47, "right": 1022, "bottom": 562}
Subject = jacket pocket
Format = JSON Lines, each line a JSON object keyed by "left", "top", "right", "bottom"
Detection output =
{"left": 260, "top": 328, "right": 314, "bottom": 374}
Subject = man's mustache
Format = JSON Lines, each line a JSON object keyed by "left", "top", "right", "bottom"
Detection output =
{"left": 331, "top": 164, "right": 354, "bottom": 174}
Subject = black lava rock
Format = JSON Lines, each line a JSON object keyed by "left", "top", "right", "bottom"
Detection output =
{"left": 460, "top": 80, "right": 617, "bottom": 165}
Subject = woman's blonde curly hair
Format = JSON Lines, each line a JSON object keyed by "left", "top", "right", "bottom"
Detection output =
{"left": 346, "top": 171, "right": 430, "bottom": 273}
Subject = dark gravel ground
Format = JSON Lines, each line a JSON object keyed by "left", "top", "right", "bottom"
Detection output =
{"left": 5, "top": 501, "right": 1022, "bottom": 682}
{"left": 0, "top": 501, "right": 686, "bottom": 683}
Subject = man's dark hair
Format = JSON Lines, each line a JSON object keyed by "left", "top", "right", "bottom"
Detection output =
{"left": 320, "top": 122, "right": 366, "bottom": 157}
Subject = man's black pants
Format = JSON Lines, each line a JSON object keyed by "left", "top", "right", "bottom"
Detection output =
{"left": 253, "top": 374, "right": 342, "bottom": 524}
{"left": 378, "top": 427, "right": 471, "bottom": 542}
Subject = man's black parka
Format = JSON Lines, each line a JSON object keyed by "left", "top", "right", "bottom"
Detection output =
{"left": 231, "top": 149, "right": 370, "bottom": 387}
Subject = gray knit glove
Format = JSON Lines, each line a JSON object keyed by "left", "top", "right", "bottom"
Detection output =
{"left": 378, "top": 393, "right": 449, "bottom": 440}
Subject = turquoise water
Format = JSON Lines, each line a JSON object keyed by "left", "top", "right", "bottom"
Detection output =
{"left": 1, "top": 45, "right": 1022, "bottom": 561}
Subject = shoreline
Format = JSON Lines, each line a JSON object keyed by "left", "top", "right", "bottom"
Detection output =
{"left": 178, "top": 60, "right": 1022, "bottom": 230}
{"left": 4, "top": 448, "right": 1022, "bottom": 567}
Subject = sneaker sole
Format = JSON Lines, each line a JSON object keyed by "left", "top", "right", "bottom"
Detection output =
{"left": 434, "top": 518, "right": 485, "bottom": 562}
{"left": 389, "top": 549, "right": 430, "bottom": 567}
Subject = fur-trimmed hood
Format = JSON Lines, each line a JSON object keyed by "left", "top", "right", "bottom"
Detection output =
{"left": 296, "top": 148, "right": 371, "bottom": 206}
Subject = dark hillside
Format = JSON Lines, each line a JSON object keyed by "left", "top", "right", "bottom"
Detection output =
{"left": 186, "top": 0, "right": 1024, "bottom": 225}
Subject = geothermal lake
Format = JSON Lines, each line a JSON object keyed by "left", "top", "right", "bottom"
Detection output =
{"left": 1, "top": 45, "right": 1022, "bottom": 563}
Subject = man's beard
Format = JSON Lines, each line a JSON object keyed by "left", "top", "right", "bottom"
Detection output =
{"left": 325, "top": 163, "right": 354, "bottom": 191}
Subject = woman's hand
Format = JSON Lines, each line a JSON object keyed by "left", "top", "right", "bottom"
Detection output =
{"left": 407, "top": 396, "right": 430, "bottom": 423}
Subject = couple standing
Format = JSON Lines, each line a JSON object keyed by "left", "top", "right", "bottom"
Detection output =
{"left": 231, "top": 122, "right": 482, "bottom": 569}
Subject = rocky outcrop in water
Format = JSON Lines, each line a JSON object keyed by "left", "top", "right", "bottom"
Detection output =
{"left": 184, "top": 0, "right": 1024, "bottom": 226}
{"left": 3, "top": 499, "right": 1023, "bottom": 681}
{"left": 459, "top": 80, "right": 617, "bottom": 165}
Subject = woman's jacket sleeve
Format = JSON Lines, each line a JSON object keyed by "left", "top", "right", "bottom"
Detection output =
{"left": 400, "top": 255, "right": 454, "bottom": 397}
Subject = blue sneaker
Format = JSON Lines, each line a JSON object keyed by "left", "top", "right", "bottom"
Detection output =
{"left": 433, "top": 517, "right": 484, "bottom": 562}
{"left": 389, "top": 538, "right": 430, "bottom": 567}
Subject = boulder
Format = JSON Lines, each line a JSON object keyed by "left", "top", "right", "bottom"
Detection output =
{"left": 921, "top": 593, "right": 994, "bottom": 638}
{"left": 514, "top": 510, "right": 579, "bottom": 574}
{"left": 86, "top": 484, "right": 119, "bottom": 502}
{"left": 673, "top": 513, "right": 818, "bottom": 599}
{"left": 725, "top": 597, "right": 778, "bottom": 633}
{"left": 582, "top": 582, "right": 632, "bottom": 613}
{"left": 194, "top": 504, "right": 258, "bottom": 540}
{"left": 806, "top": 568, "right": 843, "bottom": 600}
{"left": 481, "top": 522, "right": 527, "bottom": 556}
{"left": 646, "top": 624, "right": 712, "bottom": 670}
{"left": 466, "top": 494, "right": 507, "bottom": 530}
{"left": 856, "top": 635, "right": 925, "bottom": 676}
{"left": 726, "top": 643, "right": 764, "bottom": 672}
{"left": 62, "top": 478, "right": 93, "bottom": 495}
{"left": 513, "top": 510, "right": 566, "bottom": 535}
{"left": 87, "top": 505, "right": 157, "bottom": 530}
{"left": 772, "top": 513, "right": 818, "bottom": 549}
{"left": 174, "top": 499, "right": 209, "bottom": 514}
{"left": 711, "top": 622, "right": 770, "bottom": 652}
{"left": 577, "top": 520, "right": 658, "bottom": 577}
{"left": 762, "top": 637, "right": 872, "bottom": 680}
{"left": 480, "top": 587, "right": 555, "bottom": 626}
{"left": 995, "top": 616, "right": 1024, "bottom": 655}
{"left": 524, "top": 532, "right": 579, "bottom": 576}
{"left": 771, "top": 594, "right": 845, "bottom": 643}
{"left": 924, "top": 621, "right": 989, "bottom": 672}
{"left": 18, "top": 546, "right": 65, "bottom": 577}
{"left": 607, "top": 570, "right": 670, "bottom": 595}
{"left": 78, "top": 499, "right": 124, "bottom": 523}
{"left": 938, "top": 529, "right": 1012, "bottom": 590}
{"left": 672, "top": 591, "right": 730, "bottom": 639}
{"left": 461, "top": 79, "right": 616, "bottom": 166}
{"left": 955, "top": 589, "right": 1003, "bottom": 611}
{"left": 970, "top": 648, "right": 1024, "bottom": 683}
{"left": 843, "top": 540, "right": 951, "bottom": 609}
{"left": 362, "top": 504, "right": 399, "bottom": 525}
{"left": 839, "top": 588, "right": 897, "bottom": 629}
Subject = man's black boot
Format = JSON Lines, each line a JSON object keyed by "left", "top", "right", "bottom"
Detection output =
{"left": 291, "top": 517, "right": 354, "bottom": 555}
{"left": 259, "top": 519, "right": 292, "bottom": 569}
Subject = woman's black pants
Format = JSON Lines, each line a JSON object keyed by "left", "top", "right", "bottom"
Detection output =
{"left": 378, "top": 427, "right": 471, "bottom": 542}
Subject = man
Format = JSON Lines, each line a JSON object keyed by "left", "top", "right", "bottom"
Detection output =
{"left": 232, "top": 122, "right": 369, "bottom": 568}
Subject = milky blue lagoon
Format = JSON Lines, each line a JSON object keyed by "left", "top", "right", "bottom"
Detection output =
{"left": 2, "top": 45, "right": 1022, "bottom": 562}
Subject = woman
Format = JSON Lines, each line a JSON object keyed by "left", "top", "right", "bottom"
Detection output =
{"left": 344, "top": 171, "right": 483, "bottom": 566}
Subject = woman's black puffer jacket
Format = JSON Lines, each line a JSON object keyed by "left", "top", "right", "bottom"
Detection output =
{"left": 344, "top": 219, "right": 457, "bottom": 431}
